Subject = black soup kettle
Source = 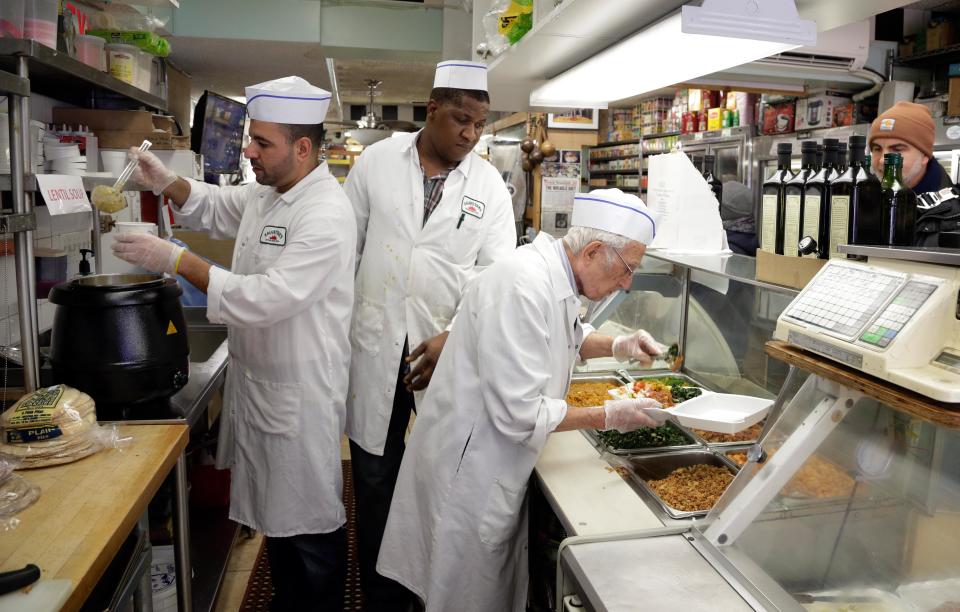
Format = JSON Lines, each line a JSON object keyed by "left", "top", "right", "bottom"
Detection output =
{"left": 49, "top": 273, "right": 189, "bottom": 407}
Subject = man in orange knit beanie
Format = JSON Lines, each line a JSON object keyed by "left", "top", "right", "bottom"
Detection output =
{"left": 869, "top": 100, "right": 951, "bottom": 194}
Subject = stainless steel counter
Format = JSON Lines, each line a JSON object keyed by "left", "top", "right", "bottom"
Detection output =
{"left": 560, "top": 532, "right": 755, "bottom": 612}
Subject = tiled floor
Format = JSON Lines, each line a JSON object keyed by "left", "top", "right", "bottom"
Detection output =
{"left": 212, "top": 437, "right": 356, "bottom": 612}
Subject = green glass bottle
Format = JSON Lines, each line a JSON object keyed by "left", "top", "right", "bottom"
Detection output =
{"left": 880, "top": 153, "right": 918, "bottom": 247}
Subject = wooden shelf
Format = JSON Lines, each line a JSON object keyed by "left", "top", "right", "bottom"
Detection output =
{"left": 594, "top": 139, "right": 640, "bottom": 148}
{"left": 588, "top": 169, "right": 640, "bottom": 176}
{"left": 765, "top": 340, "right": 960, "bottom": 429}
{"left": 588, "top": 154, "right": 639, "bottom": 162}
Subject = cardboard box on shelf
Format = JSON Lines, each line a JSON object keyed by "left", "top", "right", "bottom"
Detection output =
{"left": 899, "top": 35, "right": 917, "bottom": 58}
{"left": 796, "top": 91, "right": 852, "bottom": 131}
{"left": 756, "top": 250, "right": 826, "bottom": 290}
{"left": 926, "top": 19, "right": 956, "bottom": 51}
{"left": 949, "top": 78, "right": 960, "bottom": 116}
{"left": 761, "top": 101, "right": 796, "bottom": 135}
{"left": 51, "top": 109, "right": 184, "bottom": 150}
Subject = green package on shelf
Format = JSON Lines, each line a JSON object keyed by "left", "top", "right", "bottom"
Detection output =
{"left": 88, "top": 30, "right": 170, "bottom": 57}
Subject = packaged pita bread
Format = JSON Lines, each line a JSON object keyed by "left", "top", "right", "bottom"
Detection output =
{"left": 0, "top": 385, "right": 133, "bottom": 469}
{"left": 2, "top": 385, "right": 95, "bottom": 443}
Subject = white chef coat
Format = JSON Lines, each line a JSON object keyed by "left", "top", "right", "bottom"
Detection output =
{"left": 377, "top": 233, "right": 589, "bottom": 611}
{"left": 174, "top": 163, "right": 356, "bottom": 537}
{"left": 344, "top": 130, "right": 517, "bottom": 455}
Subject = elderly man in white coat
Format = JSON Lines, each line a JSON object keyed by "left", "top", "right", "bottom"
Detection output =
{"left": 111, "top": 77, "right": 355, "bottom": 610}
{"left": 344, "top": 60, "right": 517, "bottom": 609}
{"left": 378, "top": 189, "right": 669, "bottom": 611}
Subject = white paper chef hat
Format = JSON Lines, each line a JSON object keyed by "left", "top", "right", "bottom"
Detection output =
{"left": 571, "top": 189, "right": 657, "bottom": 245}
{"left": 433, "top": 60, "right": 488, "bottom": 92}
{"left": 245, "top": 76, "right": 331, "bottom": 124}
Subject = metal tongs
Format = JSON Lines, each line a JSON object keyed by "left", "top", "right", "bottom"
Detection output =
{"left": 659, "top": 342, "right": 683, "bottom": 372}
{"left": 617, "top": 342, "right": 683, "bottom": 379}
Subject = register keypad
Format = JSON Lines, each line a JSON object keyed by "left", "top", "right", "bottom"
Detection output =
{"left": 859, "top": 281, "right": 937, "bottom": 348}
{"left": 784, "top": 265, "right": 905, "bottom": 340}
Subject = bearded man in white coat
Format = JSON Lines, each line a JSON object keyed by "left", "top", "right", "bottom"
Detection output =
{"left": 378, "top": 189, "right": 669, "bottom": 611}
{"left": 112, "top": 77, "right": 355, "bottom": 610}
{"left": 344, "top": 60, "right": 517, "bottom": 609}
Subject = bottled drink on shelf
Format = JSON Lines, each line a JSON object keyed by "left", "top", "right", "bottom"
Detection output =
{"left": 702, "top": 154, "right": 723, "bottom": 211}
{"left": 880, "top": 153, "right": 918, "bottom": 247}
{"left": 815, "top": 144, "right": 824, "bottom": 172}
{"left": 760, "top": 143, "right": 795, "bottom": 255}
{"left": 782, "top": 141, "right": 818, "bottom": 257}
{"left": 828, "top": 135, "right": 883, "bottom": 258}
{"left": 800, "top": 138, "right": 839, "bottom": 259}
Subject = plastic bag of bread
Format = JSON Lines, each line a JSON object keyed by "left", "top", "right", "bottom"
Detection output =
{"left": 0, "top": 453, "right": 40, "bottom": 530}
{"left": 0, "top": 385, "right": 132, "bottom": 469}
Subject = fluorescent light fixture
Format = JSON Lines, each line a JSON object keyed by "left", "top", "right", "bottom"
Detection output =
{"left": 682, "top": 0, "right": 816, "bottom": 46}
{"left": 530, "top": 12, "right": 799, "bottom": 108}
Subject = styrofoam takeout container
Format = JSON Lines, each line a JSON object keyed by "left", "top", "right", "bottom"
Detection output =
{"left": 667, "top": 393, "right": 773, "bottom": 434}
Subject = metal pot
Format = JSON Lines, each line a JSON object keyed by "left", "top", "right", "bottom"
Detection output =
{"left": 48, "top": 273, "right": 189, "bottom": 407}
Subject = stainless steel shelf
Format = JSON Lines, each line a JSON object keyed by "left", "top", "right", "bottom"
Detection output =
{"left": 0, "top": 39, "right": 166, "bottom": 111}
{"left": 0, "top": 69, "right": 29, "bottom": 97}
{"left": 0, "top": 174, "right": 154, "bottom": 192}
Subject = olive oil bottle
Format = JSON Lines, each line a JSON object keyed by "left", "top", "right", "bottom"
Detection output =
{"left": 760, "top": 143, "right": 794, "bottom": 254}
{"left": 782, "top": 141, "right": 818, "bottom": 257}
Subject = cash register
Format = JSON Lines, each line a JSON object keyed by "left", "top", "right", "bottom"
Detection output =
{"left": 774, "top": 245, "right": 960, "bottom": 402}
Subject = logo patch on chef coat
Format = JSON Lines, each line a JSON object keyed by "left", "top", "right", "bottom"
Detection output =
{"left": 260, "top": 226, "right": 287, "bottom": 246}
{"left": 879, "top": 118, "right": 896, "bottom": 132}
{"left": 461, "top": 196, "right": 485, "bottom": 219}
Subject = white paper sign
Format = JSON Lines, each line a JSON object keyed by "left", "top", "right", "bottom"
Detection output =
{"left": 35, "top": 175, "right": 92, "bottom": 215}
{"left": 646, "top": 152, "right": 729, "bottom": 254}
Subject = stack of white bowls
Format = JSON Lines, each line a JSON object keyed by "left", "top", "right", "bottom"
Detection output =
{"left": 44, "top": 139, "right": 86, "bottom": 175}
{"left": 1, "top": 117, "right": 47, "bottom": 174}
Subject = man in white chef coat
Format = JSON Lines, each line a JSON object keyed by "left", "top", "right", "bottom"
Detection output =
{"left": 111, "top": 76, "right": 355, "bottom": 610}
{"left": 343, "top": 60, "right": 517, "bottom": 609}
{"left": 378, "top": 189, "right": 669, "bottom": 611}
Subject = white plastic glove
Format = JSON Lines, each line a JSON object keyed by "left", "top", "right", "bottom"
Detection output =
{"left": 112, "top": 233, "right": 185, "bottom": 275}
{"left": 611, "top": 329, "right": 667, "bottom": 365}
{"left": 128, "top": 148, "right": 177, "bottom": 196}
{"left": 603, "top": 397, "right": 667, "bottom": 432}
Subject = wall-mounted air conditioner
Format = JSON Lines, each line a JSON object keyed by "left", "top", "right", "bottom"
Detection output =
{"left": 755, "top": 21, "right": 871, "bottom": 71}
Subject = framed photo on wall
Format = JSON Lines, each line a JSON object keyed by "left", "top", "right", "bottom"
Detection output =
{"left": 547, "top": 109, "right": 599, "bottom": 130}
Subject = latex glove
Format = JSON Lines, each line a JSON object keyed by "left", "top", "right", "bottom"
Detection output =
{"left": 128, "top": 148, "right": 178, "bottom": 195}
{"left": 612, "top": 329, "right": 667, "bottom": 365}
{"left": 112, "top": 233, "right": 185, "bottom": 275}
{"left": 603, "top": 398, "right": 667, "bottom": 432}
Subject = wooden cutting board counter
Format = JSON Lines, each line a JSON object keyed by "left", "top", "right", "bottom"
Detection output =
{"left": 0, "top": 424, "right": 188, "bottom": 611}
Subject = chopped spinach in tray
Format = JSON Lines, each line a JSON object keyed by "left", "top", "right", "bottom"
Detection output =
{"left": 592, "top": 376, "right": 701, "bottom": 450}
{"left": 596, "top": 422, "right": 691, "bottom": 449}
